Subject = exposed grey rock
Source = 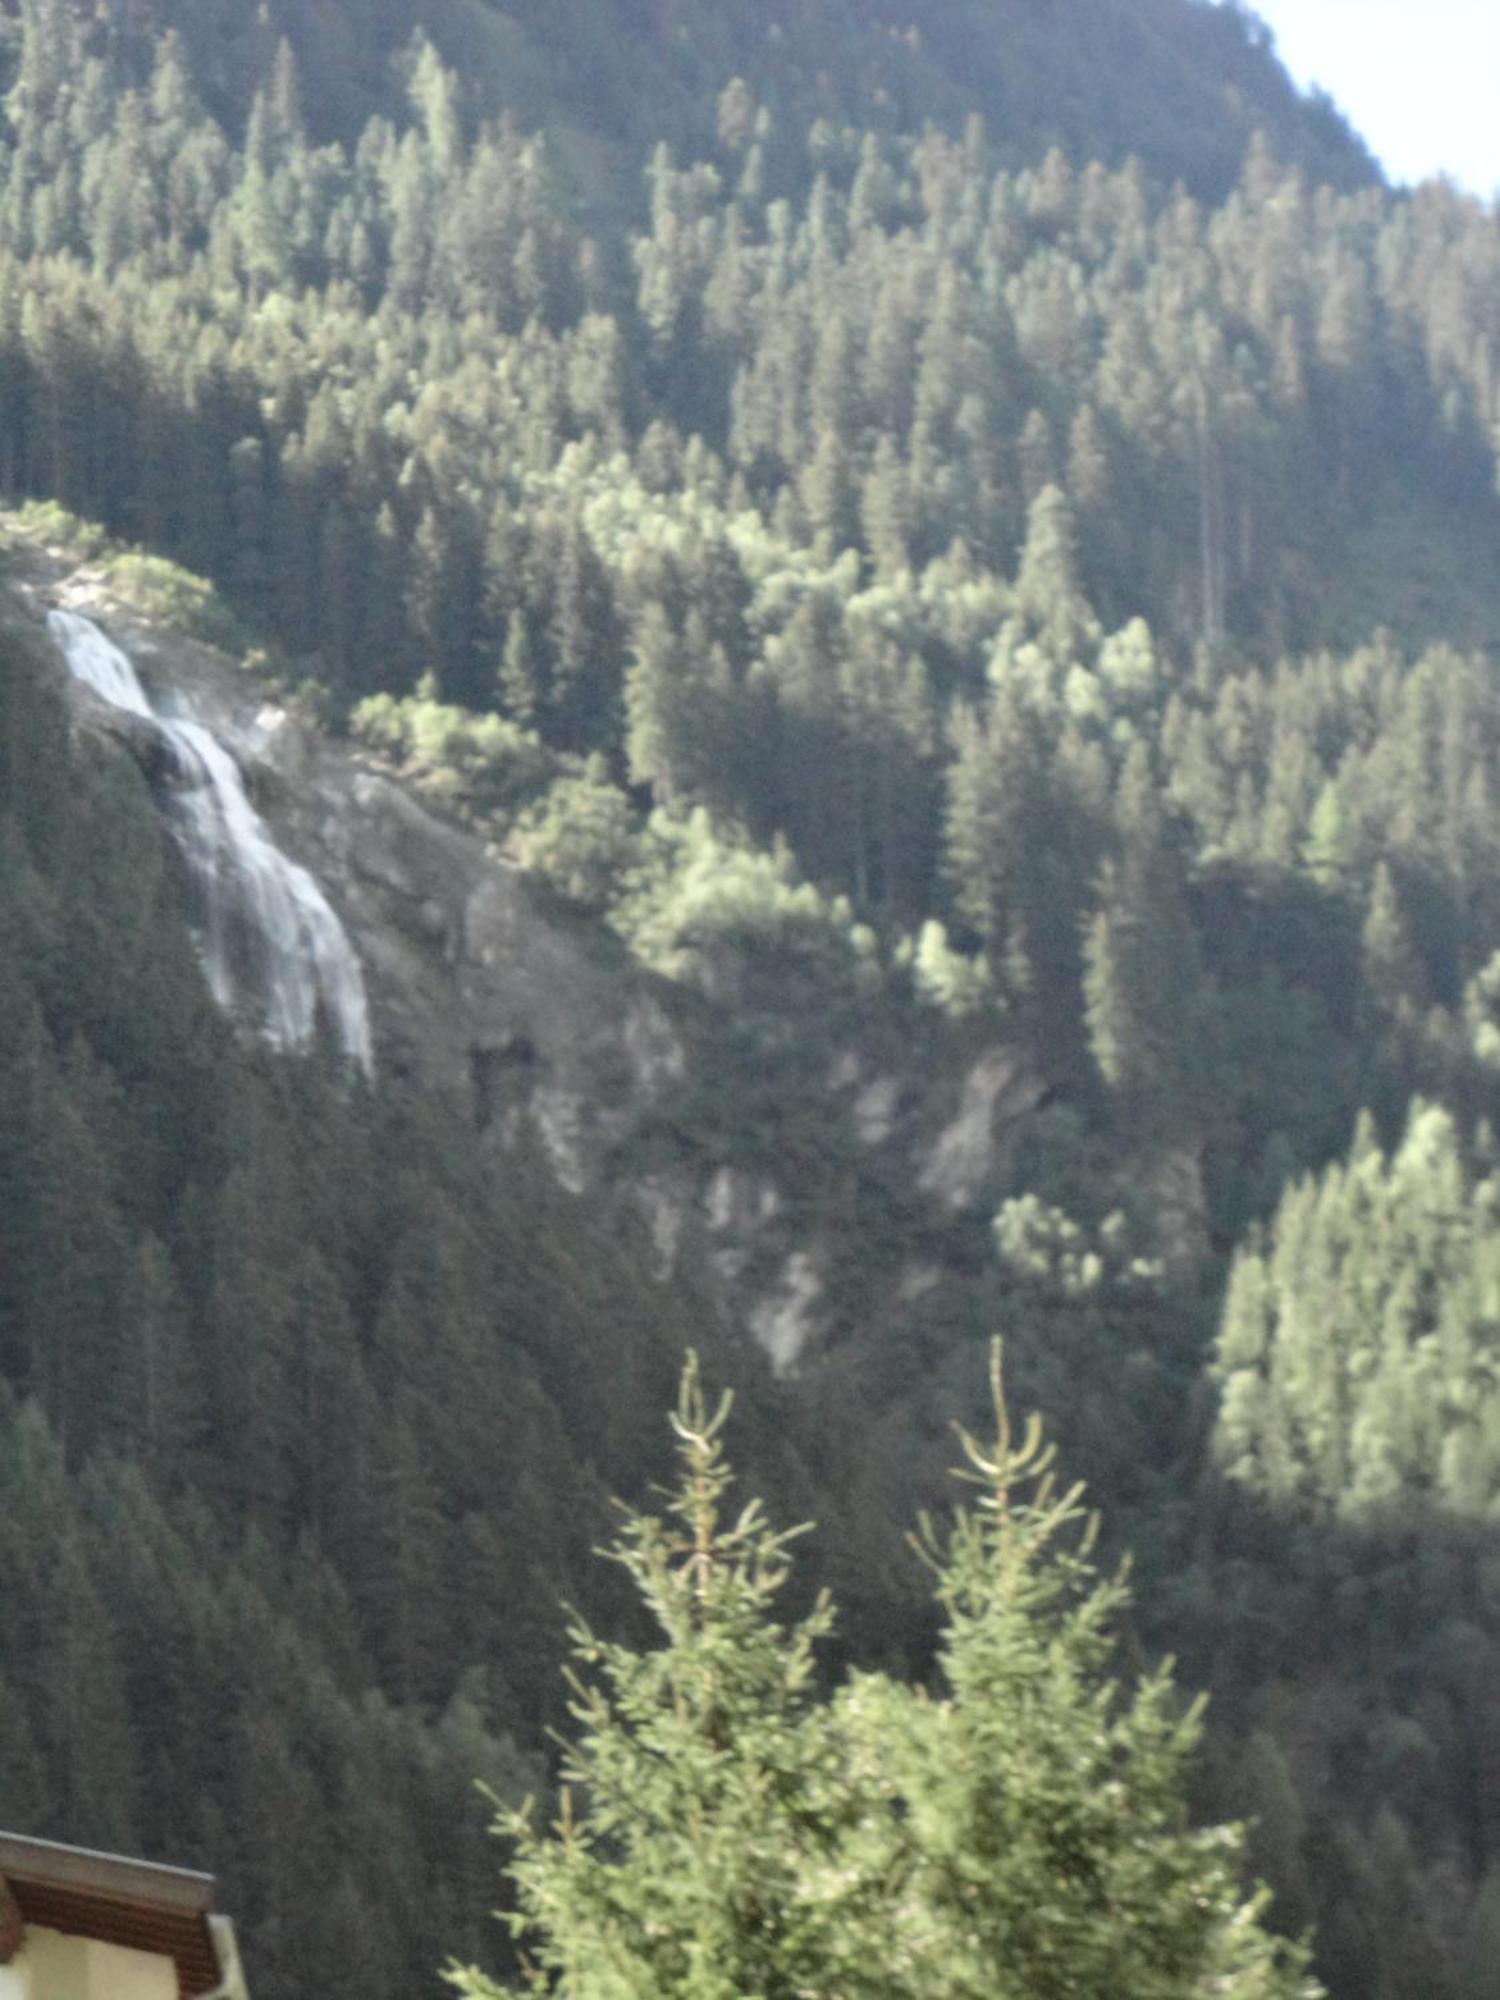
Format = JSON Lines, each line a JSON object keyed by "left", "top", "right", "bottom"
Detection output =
{"left": 748, "top": 1252, "right": 825, "bottom": 1376}
{"left": 897, "top": 1264, "right": 944, "bottom": 1305}
{"left": 16, "top": 539, "right": 1078, "bottom": 1380}
{"left": 853, "top": 1075, "right": 901, "bottom": 1147}
{"left": 636, "top": 1176, "right": 688, "bottom": 1280}
{"left": 704, "top": 1168, "right": 782, "bottom": 1237}
{"left": 1135, "top": 1144, "right": 1210, "bottom": 1273}
{"left": 827, "top": 1048, "right": 862, "bottom": 1091}
{"left": 918, "top": 1049, "right": 1047, "bottom": 1211}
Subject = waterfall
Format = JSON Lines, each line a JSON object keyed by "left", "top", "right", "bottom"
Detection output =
{"left": 48, "top": 609, "right": 374, "bottom": 1078}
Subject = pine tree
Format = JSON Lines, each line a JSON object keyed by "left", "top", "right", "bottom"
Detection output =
{"left": 1083, "top": 746, "right": 1212, "bottom": 1136}
{"left": 497, "top": 609, "right": 541, "bottom": 727}
{"left": 1361, "top": 862, "right": 1424, "bottom": 1021}
{"left": 1303, "top": 779, "right": 1360, "bottom": 893}
{"left": 452, "top": 1356, "right": 869, "bottom": 1999}
{"left": 450, "top": 1351, "right": 1320, "bottom": 2000}
{"left": 623, "top": 601, "right": 688, "bottom": 801}
{"left": 407, "top": 37, "right": 463, "bottom": 178}
{"left": 852, "top": 1346, "right": 1317, "bottom": 2000}
{"left": 1006, "top": 482, "right": 1101, "bottom": 670}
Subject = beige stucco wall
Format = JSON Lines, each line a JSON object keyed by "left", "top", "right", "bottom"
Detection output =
{"left": 0, "top": 1926, "right": 177, "bottom": 2000}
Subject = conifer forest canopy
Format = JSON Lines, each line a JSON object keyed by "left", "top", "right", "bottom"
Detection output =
{"left": 8, "top": 0, "right": 1500, "bottom": 1993}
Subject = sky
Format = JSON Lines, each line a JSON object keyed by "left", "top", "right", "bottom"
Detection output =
{"left": 1244, "top": 0, "right": 1500, "bottom": 197}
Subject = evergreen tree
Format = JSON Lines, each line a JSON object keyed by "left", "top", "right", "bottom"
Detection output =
{"left": 1361, "top": 862, "right": 1424, "bottom": 1023}
{"left": 1083, "top": 748, "right": 1212, "bottom": 1135}
{"left": 3, "top": 16, "right": 1500, "bottom": 1999}
{"left": 1213, "top": 1101, "right": 1500, "bottom": 1520}
{"left": 451, "top": 1351, "right": 1319, "bottom": 1999}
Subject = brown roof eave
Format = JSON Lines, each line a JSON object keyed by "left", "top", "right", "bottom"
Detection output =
{"left": 0, "top": 1833, "right": 214, "bottom": 1915}
{"left": 0, "top": 1831, "right": 228, "bottom": 1998}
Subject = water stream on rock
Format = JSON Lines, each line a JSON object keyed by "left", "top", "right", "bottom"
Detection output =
{"left": 48, "top": 609, "right": 374, "bottom": 1077}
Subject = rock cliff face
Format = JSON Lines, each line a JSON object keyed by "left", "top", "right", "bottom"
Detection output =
{"left": 9, "top": 533, "right": 1135, "bottom": 1375}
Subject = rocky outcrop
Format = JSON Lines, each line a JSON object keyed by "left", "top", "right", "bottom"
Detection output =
{"left": 14, "top": 536, "right": 1061, "bottom": 1376}
{"left": 747, "top": 1252, "right": 826, "bottom": 1377}
{"left": 918, "top": 1050, "right": 1048, "bottom": 1210}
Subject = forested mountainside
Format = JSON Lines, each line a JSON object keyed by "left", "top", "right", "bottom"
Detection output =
{"left": 2, "top": 0, "right": 1374, "bottom": 199}
{"left": 1, "top": 577, "right": 847, "bottom": 1997}
{"left": 6, "top": 0, "right": 1500, "bottom": 1993}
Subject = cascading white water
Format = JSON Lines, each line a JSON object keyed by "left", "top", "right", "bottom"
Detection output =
{"left": 48, "top": 609, "right": 374, "bottom": 1078}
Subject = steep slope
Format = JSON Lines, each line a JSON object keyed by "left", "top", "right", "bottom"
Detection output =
{"left": 0, "top": 517, "right": 1390, "bottom": 1996}
{"left": 3, "top": 0, "right": 1375, "bottom": 201}
{"left": 7, "top": 2, "right": 1500, "bottom": 1997}
{"left": 0, "top": 550, "right": 823, "bottom": 2000}
{"left": 13, "top": 524, "right": 1086, "bottom": 1404}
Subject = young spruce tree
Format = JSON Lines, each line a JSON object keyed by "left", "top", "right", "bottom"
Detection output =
{"left": 449, "top": 1349, "right": 1320, "bottom": 1999}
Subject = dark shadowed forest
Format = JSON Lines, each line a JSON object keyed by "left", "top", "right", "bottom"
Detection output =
{"left": 6, "top": 1, "right": 1500, "bottom": 1993}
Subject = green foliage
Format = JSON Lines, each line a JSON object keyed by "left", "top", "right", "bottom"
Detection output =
{"left": 3, "top": 9, "right": 1500, "bottom": 2000}
{"left": 909, "top": 918, "right": 996, "bottom": 1021}
{"left": 991, "top": 1194, "right": 1161, "bottom": 1300}
{"left": 454, "top": 1358, "right": 869, "bottom": 1999}
{"left": 12, "top": 504, "right": 246, "bottom": 649}
{"left": 0, "top": 624, "right": 788, "bottom": 2000}
{"left": 352, "top": 685, "right": 557, "bottom": 833}
{"left": 12, "top": 498, "right": 112, "bottom": 559}
{"left": 452, "top": 1349, "right": 1317, "bottom": 1999}
{"left": 613, "top": 808, "right": 880, "bottom": 996}
{"left": 2, "top": 0, "right": 1375, "bottom": 205}
{"left": 1214, "top": 1103, "right": 1500, "bottom": 1521}
{"left": 0, "top": 15, "right": 1484, "bottom": 1149}
{"left": 514, "top": 762, "right": 640, "bottom": 910}
{"left": 93, "top": 550, "right": 247, "bottom": 652}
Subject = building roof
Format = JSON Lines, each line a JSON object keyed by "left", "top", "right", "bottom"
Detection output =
{"left": 0, "top": 1831, "right": 233, "bottom": 1998}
